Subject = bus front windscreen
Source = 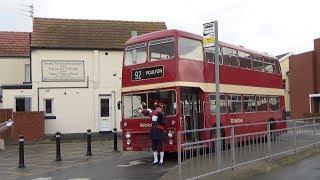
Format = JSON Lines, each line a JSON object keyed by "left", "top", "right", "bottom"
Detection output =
{"left": 124, "top": 42, "right": 147, "bottom": 66}
{"left": 123, "top": 90, "right": 177, "bottom": 119}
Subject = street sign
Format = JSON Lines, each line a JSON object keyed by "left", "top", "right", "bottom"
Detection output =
{"left": 204, "top": 20, "right": 222, "bottom": 174}
{"left": 203, "top": 22, "right": 216, "bottom": 47}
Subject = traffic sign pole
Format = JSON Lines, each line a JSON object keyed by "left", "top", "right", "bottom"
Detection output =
{"left": 203, "top": 21, "right": 222, "bottom": 173}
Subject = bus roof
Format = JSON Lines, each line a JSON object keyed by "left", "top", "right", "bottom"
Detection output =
{"left": 125, "top": 29, "right": 276, "bottom": 59}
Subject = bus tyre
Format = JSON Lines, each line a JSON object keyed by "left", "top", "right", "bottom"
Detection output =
{"left": 210, "top": 126, "right": 226, "bottom": 152}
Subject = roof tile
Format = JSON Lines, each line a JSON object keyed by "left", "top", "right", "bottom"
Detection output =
{"left": 0, "top": 32, "right": 30, "bottom": 57}
{"left": 31, "top": 18, "right": 167, "bottom": 49}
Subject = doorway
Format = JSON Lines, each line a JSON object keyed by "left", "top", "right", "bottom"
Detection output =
{"left": 180, "top": 88, "right": 202, "bottom": 142}
{"left": 99, "top": 95, "right": 112, "bottom": 131}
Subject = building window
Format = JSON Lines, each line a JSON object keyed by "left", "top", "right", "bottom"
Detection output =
{"left": 25, "top": 64, "right": 31, "bottom": 82}
{"left": 100, "top": 98, "right": 110, "bottom": 118}
{"left": 0, "top": 88, "right": 2, "bottom": 104}
{"left": 15, "top": 97, "right": 31, "bottom": 112}
{"left": 44, "top": 99, "right": 54, "bottom": 115}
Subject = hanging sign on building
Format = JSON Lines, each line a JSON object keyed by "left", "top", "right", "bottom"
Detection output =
{"left": 42, "top": 60, "right": 85, "bottom": 82}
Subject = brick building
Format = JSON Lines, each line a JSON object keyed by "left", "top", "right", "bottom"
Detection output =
{"left": 290, "top": 38, "right": 320, "bottom": 118}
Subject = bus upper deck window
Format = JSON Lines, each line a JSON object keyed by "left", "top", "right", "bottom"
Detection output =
{"left": 178, "top": 37, "right": 204, "bottom": 61}
{"left": 149, "top": 37, "right": 175, "bottom": 61}
{"left": 205, "top": 46, "right": 222, "bottom": 64}
{"left": 124, "top": 42, "right": 147, "bottom": 66}
{"left": 221, "top": 47, "right": 238, "bottom": 67}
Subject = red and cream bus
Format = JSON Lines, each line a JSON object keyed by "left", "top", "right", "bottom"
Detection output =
{"left": 121, "top": 29, "right": 285, "bottom": 152}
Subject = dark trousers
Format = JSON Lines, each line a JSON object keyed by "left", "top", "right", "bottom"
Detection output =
{"left": 152, "top": 139, "right": 163, "bottom": 152}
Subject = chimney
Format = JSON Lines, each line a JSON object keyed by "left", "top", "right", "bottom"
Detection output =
{"left": 131, "top": 31, "right": 137, "bottom": 38}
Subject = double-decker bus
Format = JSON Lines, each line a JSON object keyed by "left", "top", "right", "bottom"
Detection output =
{"left": 121, "top": 29, "right": 285, "bottom": 152}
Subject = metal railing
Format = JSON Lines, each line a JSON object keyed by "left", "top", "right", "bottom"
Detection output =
{"left": 177, "top": 118, "right": 320, "bottom": 180}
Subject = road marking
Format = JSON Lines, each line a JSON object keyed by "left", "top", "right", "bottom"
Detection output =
{"left": 32, "top": 178, "right": 53, "bottom": 180}
{"left": 117, "top": 160, "right": 144, "bottom": 167}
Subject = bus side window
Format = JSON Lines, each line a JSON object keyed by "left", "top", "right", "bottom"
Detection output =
{"left": 209, "top": 94, "right": 227, "bottom": 114}
{"left": 205, "top": 46, "right": 222, "bottom": 64}
{"left": 264, "top": 58, "right": 277, "bottom": 73}
{"left": 252, "top": 55, "right": 264, "bottom": 72}
{"left": 221, "top": 47, "right": 238, "bottom": 67}
{"left": 238, "top": 51, "right": 253, "bottom": 69}
{"left": 269, "top": 96, "right": 280, "bottom": 111}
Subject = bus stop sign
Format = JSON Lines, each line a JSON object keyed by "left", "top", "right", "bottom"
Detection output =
{"left": 203, "top": 22, "right": 216, "bottom": 47}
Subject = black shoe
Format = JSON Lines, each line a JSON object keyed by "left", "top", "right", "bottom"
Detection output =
{"left": 158, "top": 162, "right": 164, "bottom": 166}
{"left": 152, "top": 162, "right": 158, "bottom": 165}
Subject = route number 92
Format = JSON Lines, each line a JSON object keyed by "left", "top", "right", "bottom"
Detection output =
{"left": 134, "top": 71, "right": 142, "bottom": 80}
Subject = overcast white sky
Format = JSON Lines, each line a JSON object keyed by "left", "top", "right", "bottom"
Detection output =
{"left": 1, "top": 0, "right": 320, "bottom": 55}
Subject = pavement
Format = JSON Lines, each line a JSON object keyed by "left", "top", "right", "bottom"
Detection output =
{"left": 252, "top": 151, "right": 320, "bottom": 180}
{"left": 161, "top": 121, "right": 320, "bottom": 180}
{"left": 0, "top": 140, "right": 177, "bottom": 180}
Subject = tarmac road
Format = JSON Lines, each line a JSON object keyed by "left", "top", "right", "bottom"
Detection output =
{"left": 16, "top": 152, "right": 177, "bottom": 180}
{"left": 0, "top": 141, "right": 177, "bottom": 180}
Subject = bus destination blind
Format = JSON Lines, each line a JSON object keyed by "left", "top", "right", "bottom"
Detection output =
{"left": 132, "top": 66, "right": 163, "bottom": 81}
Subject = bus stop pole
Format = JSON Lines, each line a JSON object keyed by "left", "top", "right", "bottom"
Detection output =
{"left": 214, "top": 20, "right": 222, "bottom": 172}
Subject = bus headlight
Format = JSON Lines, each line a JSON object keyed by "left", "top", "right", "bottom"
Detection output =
{"left": 126, "top": 139, "right": 131, "bottom": 145}
{"left": 125, "top": 131, "right": 131, "bottom": 139}
{"left": 168, "top": 130, "right": 174, "bottom": 139}
{"left": 169, "top": 139, "right": 174, "bottom": 145}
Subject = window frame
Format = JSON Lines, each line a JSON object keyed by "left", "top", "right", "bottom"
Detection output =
{"left": 149, "top": 37, "right": 175, "bottom": 62}
{"left": 209, "top": 94, "right": 227, "bottom": 115}
{"left": 178, "top": 37, "right": 204, "bottom": 61}
{"left": 124, "top": 42, "right": 148, "bottom": 66}
{"left": 205, "top": 46, "right": 223, "bottom": 64}
{"left": 238, "top": 51, "right": 253, "bottom": 70}
{"left": 242, "top": 95, "right": 257, "bottom": 113}
{"left": 221, "top": 46, "right": 239, "bottom": 67}
{"left": 264, "top": 58, "right": 277, "bottom": 74}
{"left": 268, "top": 96, "right": 280, "bottom": 112}
{"left": 122, "top": 89, "right": 178, "bottom": 119}
{"left": 256, "top": 95, "right": 269, "bottom": 112}
{"left": 227, "top": 94, "right": 243, "bottom": 114}
{"left": 15, "top": 96, "right": 32, "bottom": 112}
{"left": 44, "top": 98, "right": 54, "bottom": 116}
{"left": 25, "top": 64, "right": 31, "bottom": 82}
{"left": 252, "top": 55, "right": 265, "bottom": 72}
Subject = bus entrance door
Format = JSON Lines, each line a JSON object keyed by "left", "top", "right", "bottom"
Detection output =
{"left": 181, "top": 88, "right": 202, "bottom": 142}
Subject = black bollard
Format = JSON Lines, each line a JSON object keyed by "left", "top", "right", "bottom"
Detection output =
{"left": 18, "top": 135, "right": 25, "bottom": 168}
{"left": 86, "top": 129, "right": 92, "bottom": 156}
{"left": 113, "top": 128, "right": 118, "bottom": 151}
{"left": 55, "top": 132, "right": 62, "bottom": 161}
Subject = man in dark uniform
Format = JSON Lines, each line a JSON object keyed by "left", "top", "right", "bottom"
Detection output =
{"left": 150, "top": 102, "right": 167, "bottom": 165}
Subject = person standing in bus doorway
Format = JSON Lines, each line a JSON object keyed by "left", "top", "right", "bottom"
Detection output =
{"left": 151, "top": 102, "right": 167, "bottom": 165}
